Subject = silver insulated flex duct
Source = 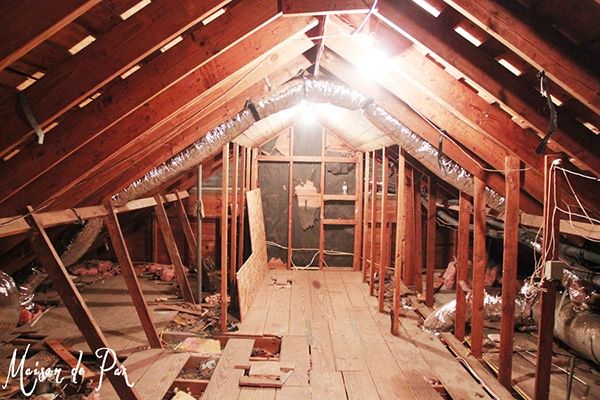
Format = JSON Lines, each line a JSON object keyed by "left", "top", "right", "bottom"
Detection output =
{"left": 65, "top": 78, "right": 504, "bottom": 264}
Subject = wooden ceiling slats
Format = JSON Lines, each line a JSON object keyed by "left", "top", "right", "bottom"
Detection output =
{"left": 281, "top": 0, "right": 372, "bottom": 15}
{"left": 0, "top": 0, "right": 99, "bottom": 71}
{"left": 0, "top": 0, "right": 282, "bottom": 212}
{"left": 320, "top": 50, "right": 543, "bottom": 214}
{"left": 377, "top": 0, "right": 600, "bottom": 178}
{"left": 0, "top": 0, "right": 229, "bottom": 158}
{"left": 33, "top": 34, "right": 313, "bottom": 212}
{"left": 440, "top": 0, "right": 600, "bottom": 116}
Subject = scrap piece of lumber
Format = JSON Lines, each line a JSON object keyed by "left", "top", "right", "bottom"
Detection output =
{"left": 235, "top": 362, "right": 295, "bottom": 373}
{"left": 239, "top": 376, "right": 284, "bottom": 389}
{"left": 441, "top": 333, "right": 514, "bottom": 399}
{"left": 45, "top": 339, "right": 95, "bottom": 380}
{"left": 203, "top": 338, "right": 255, "bottom": 399}
{"left": 154, "top": 304, "right": 207, "bottom": 316}
{"left": 176, "top": 337, "right": 221, "bottom": 355}
{"left": 280, "top": 335, "right": 310, "bottom": 387}
{"left": 132, "top": 351, "right": 190, "bottom": 399}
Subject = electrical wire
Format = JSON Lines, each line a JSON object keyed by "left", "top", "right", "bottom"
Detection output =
{"left": 266, "top": 240, "right": 354, "bottom": 270}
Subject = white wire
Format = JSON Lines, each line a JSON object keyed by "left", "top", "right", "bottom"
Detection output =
{"left": 556, "top": 166, "right": 600, "bottom": 182}
{"left": 266, "top": 240, "right": 354, "bottom": 270}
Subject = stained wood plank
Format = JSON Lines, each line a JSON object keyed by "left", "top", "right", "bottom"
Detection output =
{"left": 263, "top": 281, "right": 291, "bottom": 336}
{"left": 239, "top": 387, "right": 277, "bottom": 400}
{"left": 134, "top": 352, "right": 190, "bottom": 399}
{"left": 329, "top": 320, "right": 366, "bottom": 371}
{"left": 100, "top": 349, "right": 163, "bottom": 400}
{"left": 275, "top": 386, "right": 311, "bottom": 400}
{"left": 238, "top": 276, "right": 274, "bottom": 334}
{"left": 0, "top": 0, "right": 99, "bottom": 70}
{"left": 342, "top": 371, "right": 379, "bottom": 400}
{"left": 203, "top": 339, "right": 255, "bottom": 400}
{"left": 288, "top": 271, "right": 311, "bottom": 336}
{"left": 311, "top": 371, "right": 347, "bottom": 400}
{"left": 324, "top": 272, "right": 352, "bottom": 320}
{"left": 280, "top": 336, "right": 310, "bottom": 387}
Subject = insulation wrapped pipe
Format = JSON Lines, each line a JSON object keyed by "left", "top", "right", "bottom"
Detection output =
{"left": 533, "top": 300, "right": 600, "bottom": 366}
{"left": 66, "top": 78, "right": 505, "bottom": 265}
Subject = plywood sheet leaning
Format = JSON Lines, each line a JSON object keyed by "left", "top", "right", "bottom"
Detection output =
{"left": 237, "top": 189, "right": 269, "bottom": 320}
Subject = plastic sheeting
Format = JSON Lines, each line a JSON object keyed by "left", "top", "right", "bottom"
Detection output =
{"left": 0, "top": 270, "right": 19, "bottom": 341}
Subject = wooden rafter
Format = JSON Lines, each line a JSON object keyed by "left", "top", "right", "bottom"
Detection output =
{"left": 375, "top": 0, "right": 600, "bottom": 178}
{"left": 0, "top": 0, "right": 100, "bottom": 71}
{"left": 0, "top": 0, "right": 230, "bottom": 156}
{"left": 442, "top": 0, "right": 600, "bottom": 116}
{"left": 0, "top": 19, "right": 316, "bottom": 215}
{"left": 0, "top": 0, "right": 283, "bottom": 211}
{"left": 281, "top": 0, "right": 373, "bottom": 15}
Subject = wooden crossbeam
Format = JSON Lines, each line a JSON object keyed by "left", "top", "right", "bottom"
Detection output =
{"left": 0, "top": 0, "right": 281, "bottom": 212}
{"left": 103, "top": 201, "right": 162, "bottom": 348}
{"left": 0, "top": 192, "right": 188, "bottom": 239}
{"left": 442, "top": 0, "right": 600, "bottom": 116}
{"left": 0, "top": 0, "right": 99, "bottom": 71}
{"left": 153, "top": 195, "right": 195, "bottom": 303}
{"left": 281, "top": 0, "right": 372, "bottom": 15}
{"left": 0, "top": 17, "right": 316, "bottom": 216}
{"left": 26, "top": 206, "right": 141, "bottom": 400}
{"left": 376, "top": 0, "right": 600, "bottom": 178}
{"left": 0, "top": 0, "right": 229, "bottom": 157}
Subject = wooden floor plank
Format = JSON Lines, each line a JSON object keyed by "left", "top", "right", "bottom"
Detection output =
{"left": 288, "top": 271, "right": 311, "bottom": 336}
{"left": 100, "top": 349, "right": 163, "bottom": 400}
{"left": 275, "top": 386, "right": 311, "bottom": 400}
{"left": 342, "top": 370, "right": 380, "bottom": 400}
{"left": 238, "top": 275, "right": 273, "bottom": 335}
{"left": 329, "top": 320, "right": 366, "bottom": 371}
{"left": 203, "top": 339, "right": 255, "bottom": 400}
{"left": 280, "top": 336, "right": 310, "bottom": 387}
{"left": 238, "top": 388, "right": 277, "bottom": 400}
{"left": 134, "top": 352, "right": 190, "bottom": 399}
{"left": 309, "top": 321, "right": 336, "bottom": 373}
{"left": 264, "top": 278, "right": 291, "bottom": 336}
{"left": 323, "top": 272, "right": 351, "bottom": 320}
{"left": 310, "top": 371, "right": 347, "bottom": 400}
{"left": 308, "top": 271, "right": 335, "bottom": 321}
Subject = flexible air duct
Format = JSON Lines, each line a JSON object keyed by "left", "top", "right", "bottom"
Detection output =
{"left": 0, "top": 270, "right": 19, "bottom": 341}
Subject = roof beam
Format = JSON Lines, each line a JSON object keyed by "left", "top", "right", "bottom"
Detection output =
{"left": 319, "top": 49, "right": 542, "bottom": 214}
{"left": 49, "top": 51, "right": 311, "bottom": 211}
{"left": 441, "top": 0, "right": 600, "bottom": 116}
{"left": 281, "top": 0, "right": 372, "bottom": 15}
{"left": 376, "top": 0, "right": 600, "bottom": 178}
{"left": 0, "top": 0, "right": 283, "bottom": 213}
{"left": 0, "top": 0, "right": 231, "bottom": 156}
{"left": 0, "top": 0, "right": 100, "bottom": 71}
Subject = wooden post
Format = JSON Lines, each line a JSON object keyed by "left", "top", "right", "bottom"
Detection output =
{"left": 534, "top": 155, "right": 562, "bottom": 400}
{"left": 392, "top": 154, "right": 406, "bottom": 335}
{"left": 404, "top": 167, "right": 415, "bottom": 286}
{"left": 288, "top": 131, "right": 294, "bottom": 268}
{"left": 174, "top": 191, "right": 197, "bottom": 262}
{"left": 361, "top": 151, "right": 370, "bottom": 282}
{"left": 104, "top": 203, "right": 162, "bottom": 348}
{"left": 498, "top": 156, "right": 521, "bottom": 388}
{"left": 378, "top": 147, "right": 389, "bottom": 313}
{"left": 369, "top": 151, "right": 378, "bottom": 296}
{"left": 471, "top": 177, "right": 487, "bottom": 358}
{"left": 455, "top": 191, "right": 471, "bottom": 341}
{"left": 251, "top": 148, "right": 259, "bottom": 190}
{"left": 230, "top": 143, "right": 239, "bottom": 281}
{"left": 196, "top": 164, "right": 203, "bottom": 300}
{"left": 319, "top": 130, "right": 326, "bottom": 269}
{"left": 220, "top": 143, "right": 230, "bottom": 333}
{"left": 238, "top": 148, "right": 247, "bottom": 268}
{"left": 414, "top": 176, "right": 424, "bottom": 293}
{"left": 425, "top": 177, "right": 437, "bottom": 308}
{"left": 154, "top": 195, "right": 195, "bottom": 303}
{"left": 26, "top": 207, "right": 142, "bottom": 400}
{"left": 353, "top": 151, "right": 364, "bottom": 271}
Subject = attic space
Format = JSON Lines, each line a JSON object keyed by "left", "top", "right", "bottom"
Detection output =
{"left": 1, "top": 1, "right": 600, "bottom": 399}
